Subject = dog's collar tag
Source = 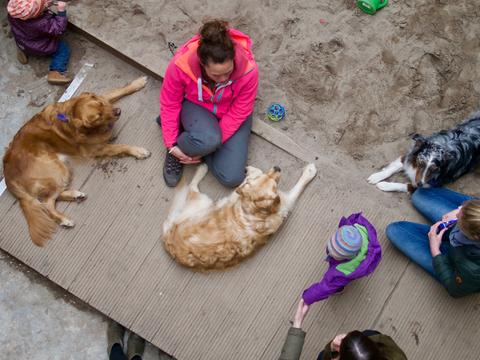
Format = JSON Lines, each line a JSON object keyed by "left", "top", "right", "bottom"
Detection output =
{"left": 56, "top": 113, "right": 69, "bottom": 122}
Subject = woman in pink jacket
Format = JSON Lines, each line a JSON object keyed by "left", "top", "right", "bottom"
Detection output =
{"left": 159, "top": 20, "right": 259, "bottom": 187}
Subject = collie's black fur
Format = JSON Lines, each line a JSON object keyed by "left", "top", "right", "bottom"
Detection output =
{"left": 405, "top": 111, "right": 480, "bottom": 187}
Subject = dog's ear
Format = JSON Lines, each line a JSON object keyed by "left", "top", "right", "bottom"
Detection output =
{"left": 235, "top": 183, "right": 246, "bottom": 196}
{"left": 254, "top": 195, "right": 280, "bottom": 213}
{"left": 410, "top": 133, "right": 426, "bottom": 151}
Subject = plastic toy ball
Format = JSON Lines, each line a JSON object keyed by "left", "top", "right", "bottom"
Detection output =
{"left": 266, "top": 103, "right": 286, "bottom": 122}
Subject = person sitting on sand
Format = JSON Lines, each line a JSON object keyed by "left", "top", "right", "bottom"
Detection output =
{"left": 157, "top": 19, "right": 258, "bottom": 188}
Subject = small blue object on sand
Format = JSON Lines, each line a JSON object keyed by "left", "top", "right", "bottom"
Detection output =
{"left": 266, "top": 103, "right": 286, "bottom": 122}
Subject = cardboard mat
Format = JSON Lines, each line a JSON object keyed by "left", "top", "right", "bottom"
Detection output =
{"left": 1, "top": 64, "right": 479, "bottom": 359}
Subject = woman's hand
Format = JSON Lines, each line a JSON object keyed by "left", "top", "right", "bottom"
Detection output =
{"left": 442, "top": 207, "right": 461, "bottom": 222}
{"left": 293, "top": 299, "right": 309, "bottom": 329}
{"left": 169, "top": 146, "right": 201, "bottom": 165}
{"left": 428, "top": 221, "right": 447, "bottom": 257}
{"left": 330, "top": 333, "right": 347, "bottom": 353}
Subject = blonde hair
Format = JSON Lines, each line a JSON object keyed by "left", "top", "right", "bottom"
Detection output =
{"left": 458, "top": 200, "right": 480, "bottom": 240}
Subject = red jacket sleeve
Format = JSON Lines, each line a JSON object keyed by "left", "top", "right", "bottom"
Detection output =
{"left": 160, "top": 61, "right": 186, "bottom": 148}
{"left": 218, "top": 67, "right": 258, "bottom": 143}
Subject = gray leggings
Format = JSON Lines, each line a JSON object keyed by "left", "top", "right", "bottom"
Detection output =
{"left": 176, "top": 100, "right": 252, "bottom": 188}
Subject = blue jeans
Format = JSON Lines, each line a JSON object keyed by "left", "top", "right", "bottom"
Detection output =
{"left": 386, "top": 188, "right": 473, "bottom": 279}
{"left": 176, "top": 100, "right": 252, "bottom": 188}
{"left": 49, "top": 40, "right": 70, "bottom": 73}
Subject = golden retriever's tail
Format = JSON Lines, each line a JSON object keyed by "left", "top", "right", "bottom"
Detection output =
{"left": 14, "top": 188, "right": 57, "bottom": 247}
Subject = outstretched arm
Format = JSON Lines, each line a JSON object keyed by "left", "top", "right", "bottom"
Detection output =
{"left": 278, "top": 300, "right": 309, "bottom": 360}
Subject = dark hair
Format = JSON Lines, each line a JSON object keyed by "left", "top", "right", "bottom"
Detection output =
{"left": 197, "top": 20, "right": 235, "bottom": 65}
{"left": 339, "top": 331, "right": 384, "bottom": 360}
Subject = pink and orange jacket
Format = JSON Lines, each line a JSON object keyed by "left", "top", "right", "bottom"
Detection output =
{"left": 159, "top": 29, "right": 259, "bottom": 148}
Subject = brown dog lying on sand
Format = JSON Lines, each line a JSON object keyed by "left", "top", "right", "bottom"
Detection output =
{"left": 162, "top": 163, "right": 317, "bottom": 271}
{"left": 3, "top": 77, "right": 151, "bottom": 247}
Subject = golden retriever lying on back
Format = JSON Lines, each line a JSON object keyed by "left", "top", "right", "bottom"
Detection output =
{"left": 3, "top": 77, "right": 151, "bottom": 247}
{"left": 162, "top": 163, "right": 317, "bottom": 271}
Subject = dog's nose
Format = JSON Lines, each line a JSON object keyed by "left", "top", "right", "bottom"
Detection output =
{"left": 273, "top": 166, "right": 281, "bottom": 172}
{"left": 113, "top": 108, "right": 121, "bottom": 117}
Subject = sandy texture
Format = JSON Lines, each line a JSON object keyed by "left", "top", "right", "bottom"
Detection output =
{"left": 66, "top": 0, "right": 480, "bottom": 170}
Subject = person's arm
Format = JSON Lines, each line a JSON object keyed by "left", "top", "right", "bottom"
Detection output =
{"left": 160, "top": 61, "right": 186, "bottom": 149}
{"left": 442, "top": 207, "right": 462, "bottom": 222}
{"left": 302, "top": 270, "right": 343, "bottom": 305}
{"left": 433, "top": 253, "right": 470, "bottom": 298}
{"left": 429, "top": 222, "right": 469, "bottom": 297}
{"left": 278, "top": 300, "right": 309, "bottom": 360}
{"left": 218, "top": 67, "right": 258, "bottom": 143}
{"left": 38, "top": 2, "right": 68, "bottom": 36}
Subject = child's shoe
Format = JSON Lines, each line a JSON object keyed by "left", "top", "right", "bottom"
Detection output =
{"left": 16, "top": 47, "right": 28, "bottom": 64}
{"left": 47, "top": 71, "right": 72, "bottom": 85}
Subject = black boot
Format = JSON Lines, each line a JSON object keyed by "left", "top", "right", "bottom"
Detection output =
{"left": 163, "top": 151, "right": 183, "bottom": 187}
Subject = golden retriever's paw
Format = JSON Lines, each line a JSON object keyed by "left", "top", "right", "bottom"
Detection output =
{"left": 302, "top": 163, "right": 317, "bottom": 181}
{"left": 195, "top": 163, "right": 208, "bottom": 178}
{"left": 131, "top": 76, "right": 148, "bottom": 91}
{"left": 132, "top": 147, "right": 151, "bottom": 159}
{"left": 60, "top": 218, "right": 75, "bottom": 228}
{"left": 74, "top": 191, "right": 87, "bottom": 202}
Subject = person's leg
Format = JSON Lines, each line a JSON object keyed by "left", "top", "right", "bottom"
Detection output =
{"left": 127, "top": 332, "right": 145, "bottom": 360}
{"left": 204, "top": 114, "right": 252, "bottom": 188}
{"left": 49, "top": 40, "right": 71, "bottom": 73}
{"left": 176, "top": 100, "right": 222, "bottom": 157}
{"left": 163, "top": 101, "right": 222, "bottom": 187}
{"left": 386, "top": 221, "right": 439, "bottom": 280}
{"left": 110, "top": 344, "right": 127, "bottom": 360}
{"left": 108, "top": 322, "right": 127, "bottom": 360}
{"left": 411, "top": 187, "right": 474, "bottom": 223}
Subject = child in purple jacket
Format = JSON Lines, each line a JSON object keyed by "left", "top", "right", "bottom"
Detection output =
{"left": 302, "top": 213, "right": 382, "bottom": 305}
{"left": 7, "top": 0, "right": 72, "bottom": 85}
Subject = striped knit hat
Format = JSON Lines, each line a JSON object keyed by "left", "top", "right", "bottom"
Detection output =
{"left": 7, "top": 0, "right": 48, "bottom": 20}
{"left": 327, "top": 225, "right": 362, "bottom": 260}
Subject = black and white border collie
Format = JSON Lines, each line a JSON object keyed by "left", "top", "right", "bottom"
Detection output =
{"left": 367, "top": 111, "right": 480, "bottom": 193}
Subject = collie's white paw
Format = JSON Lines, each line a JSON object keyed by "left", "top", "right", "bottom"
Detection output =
{"left": 60, "top": 218, "right": 75, "bottom": 228}
{"left": 302, "top": 163, "right": 317, "bottom": 181}
{"left": 376, "top": 182, "right": 408, "bottom": 192}
{"left": 367, "top": 172, "right": 385, "bottom": 184}
{"left": 131, "top": 76, "right": 148, "bottom": 90}
{"left": 132, "top": 147, "right": 151, "bottom": 159}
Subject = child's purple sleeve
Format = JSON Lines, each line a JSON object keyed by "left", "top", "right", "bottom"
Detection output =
{"left": 37, "top": 12, "right": 68, "bottom": 37}
{"left": 302, "top": 275, "right": 341, "bottom": 305}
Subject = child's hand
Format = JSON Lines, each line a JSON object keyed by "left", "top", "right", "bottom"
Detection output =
{"left": 57, "top": 1, "right": 67, "bottom": 12}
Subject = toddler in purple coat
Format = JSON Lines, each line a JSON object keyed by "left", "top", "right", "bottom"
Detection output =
{"left": 302, "top": 213, "right": 382, "bottom": 305}
{"left": 7, "top": 0, "right": 72, "bottom": 85}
